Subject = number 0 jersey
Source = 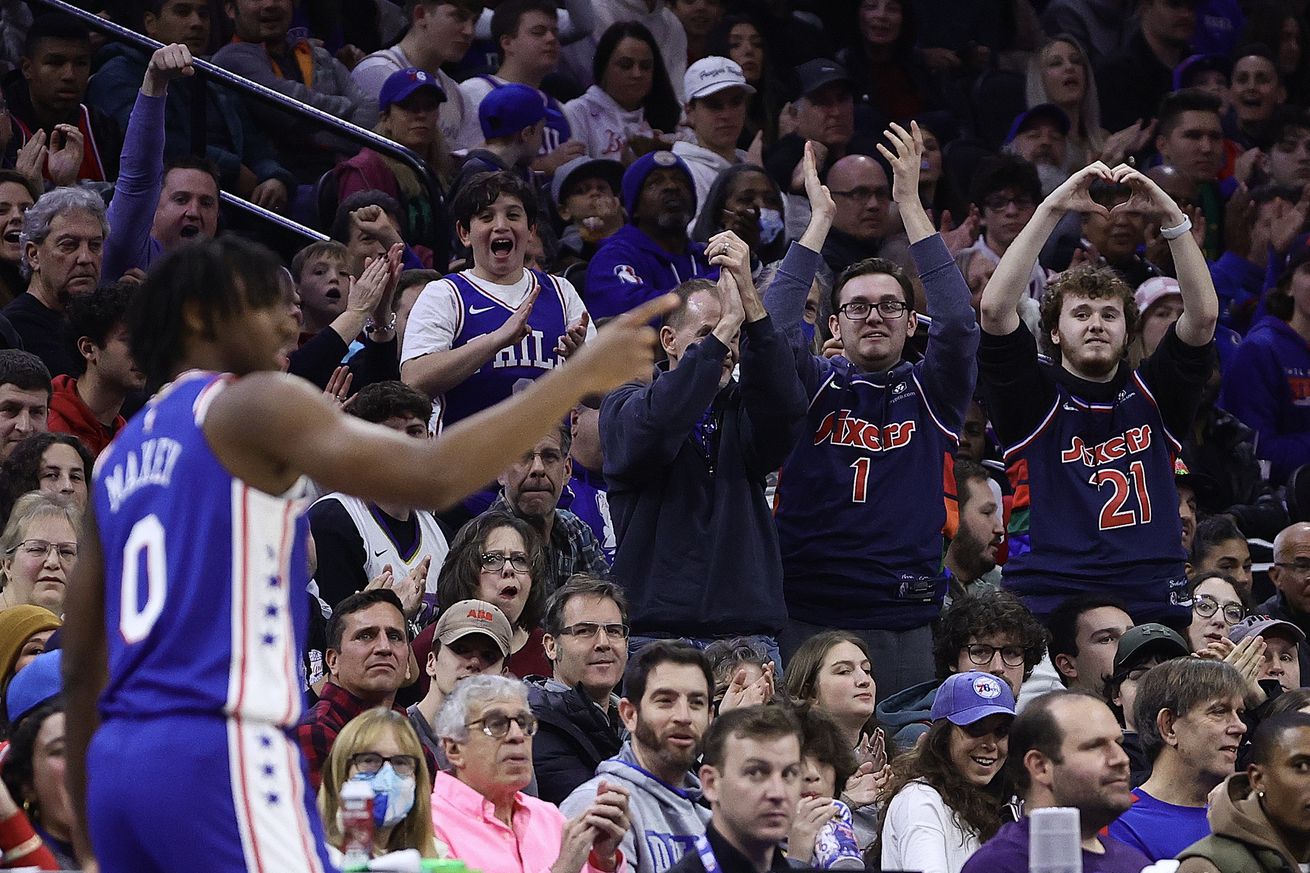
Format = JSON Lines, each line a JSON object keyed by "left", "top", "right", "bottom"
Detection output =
{"left": 93, "top": 372, "right": 312, "bottom": 727}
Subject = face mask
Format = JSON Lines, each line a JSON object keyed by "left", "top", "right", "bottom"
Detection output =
{"left": 758, "top": 207, "right": 784, "bottom": 245}
{"left": 355, "top": 763, "right": 416, "bottom": 829}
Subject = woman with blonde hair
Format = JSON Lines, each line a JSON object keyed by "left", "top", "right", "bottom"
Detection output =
{"left": 0, "top": 493, "right": 80, "bottom": 616}
{"left": 318, "top": 707, "right": 444, "bottom": 860}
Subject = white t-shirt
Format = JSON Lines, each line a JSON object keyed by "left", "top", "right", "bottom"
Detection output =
{"left": 880, "top": 781, "right": 982, "bottom": 873}
{"left": 400, "top": 269, "right": 593, "bottom": 365}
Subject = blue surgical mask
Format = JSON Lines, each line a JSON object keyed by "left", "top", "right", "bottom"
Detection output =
{"left": 759, "top": 207, "right": 784, "bottom": 245}
{"left": 355, "top": 764, "right": 416, "bottom": 829}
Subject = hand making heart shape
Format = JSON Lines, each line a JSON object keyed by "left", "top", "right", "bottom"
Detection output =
{"left": 1053, "top": 162, "right": 1185, "bottom": 225}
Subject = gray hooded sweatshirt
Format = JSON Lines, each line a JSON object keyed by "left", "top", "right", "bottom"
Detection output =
{"left": 560, "top": 741, "right": 711, "bottom": 873}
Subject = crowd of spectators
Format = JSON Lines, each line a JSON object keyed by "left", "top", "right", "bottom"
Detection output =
{"left": 0, "top": 0, "right": 1309, "bottom": 871}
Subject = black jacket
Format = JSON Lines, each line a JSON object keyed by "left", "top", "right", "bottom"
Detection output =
{"left": 527, "top": 680, "right": 624, "bottom": 806}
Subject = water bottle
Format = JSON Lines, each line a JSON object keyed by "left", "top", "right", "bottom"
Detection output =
{"left": 340, "top": 778, "right": 377, "bottom": 868}
{"left": 1029, "top": 807, "right": 1082, "bottom": 873}
{"left": 811, "top": 799, "right": 864, "bottom": 869}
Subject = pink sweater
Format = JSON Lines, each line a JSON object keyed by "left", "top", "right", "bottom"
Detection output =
{"left": 431, "top": 772, "right": 626, "bottom": 873}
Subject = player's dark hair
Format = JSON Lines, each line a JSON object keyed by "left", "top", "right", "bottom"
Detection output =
{"left": 701, "top": 704, "right": 801, "bottom": 769}
{"left": 346, "top": 380, "right": 433, "bottom": 426}
{"left": 1045, "top": 593, "right": 1129, "bottom": 674}
{"left": 163, "top": 154, "right": 221, "bottom": 193}
{"left": 1135, "top": 658, "right": 1246, "bottom": 763}
{"left": 1156, "top": 89, "right": 1224, "bottom": 139}
{"left": 1037, "top": 265, "right": 1140, "bottom": 361}
{"left": 436, "top": 512, "right": 547, "bottom": 632}
{"left": 1250, "top": 711, "right": 1310, "bottom": 766}
{"left": 23, "top": 14, "right": 90, "bottom": 58}
{"left": 491, "top": 0, "right": 556, "bottom": 59}
{"left": 592, "top": 21, "right": 680, "bottom": 132}
{"left": 542, "top": 573, "right": 629, "bottom": 637}
{"left": 661, "top": 278, "right": 718, "bottom": 331}
{"left": 1190, "top": 516, "right": 1248, "bottom": 566}
{"left": 932, "top": 588, "right": 1047, "bottom": 681}
{"left": 799, "top": 707, "right": 858, "bottom": 797}
{"left": 0, "top": 351, "right": 51, "bottom": 395}
{"left": 65, "top": 281, "right": 135, "bottom": 376}
{"left": 326, "top": 589, "right": 406, "bottom": 652}
{"left": 129, "top": 236, "right": 285, "bottom": 390}
{"left": 953, "top": 459, "right": 992, "bottom": 509}
{"left": 0, "top": 432, "right": 93, "bottom": 523}
{"left": 1006, "top": 690, "right": 1106, "bottom": 794}
{"left": 331, "top": 190, "right": 407, "bottom": 244}
{"left": 830, "top": 258, "right": 915, "bottom": 316}
{"left": 969, "top": 154, "right": 1042, "bottom": 211}
{"left": 0, "top": 171, "right": 41, "bottom": 204}
{"left": 449, "top": 171, "right": 537, "bottom": 234}
{"left": 622, "top": 640, "right": 713, "bottom": 707}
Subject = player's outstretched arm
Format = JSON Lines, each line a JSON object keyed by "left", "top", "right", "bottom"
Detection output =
{"left": 876, "top": 121, "right": 934, "bottom": 244}
{"left": 211, "top": 294, "right": 677, "bottom": 510}
{"left": 61, "top": 503, "right": 107, "bottom": 871}
{"left": 979, "top": 161, "right": 1114, "bottom": 336}
{"left": 1112, "top": 163, "right": 1218, "bottom": 346}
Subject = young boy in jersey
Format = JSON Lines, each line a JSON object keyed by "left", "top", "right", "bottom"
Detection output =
{"left": 764, "top": 127, "right": 978, "bottom": 697}
{"left": 59, "top": 237, "right": 674, "bottom": 868}
{"left": 400, "top": 170, "right": 592, "bottom": 432}
{"left": 977, "top": 161, "right": 1218, "bottom": 628}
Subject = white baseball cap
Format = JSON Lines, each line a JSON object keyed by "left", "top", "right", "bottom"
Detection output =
{"left": 684, "top": 56, "right": 756, "bottom": 101}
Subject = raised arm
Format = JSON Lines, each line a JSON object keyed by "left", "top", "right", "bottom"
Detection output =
{"left": 876, "top": 121, "right": 933, "bottom": 244}
{"left": 216, "top": 295, "right": 677, "bottom": 511}
{"left": 978, "top": 161, "right": 1114, "bottom": 335}
{"left": 1112, "top": 164, "right": 1218, "bottom": 346}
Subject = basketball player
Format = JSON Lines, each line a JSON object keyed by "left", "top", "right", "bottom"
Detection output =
{"left": 60, "top": 234, "right": 673, "bottom": 872}
{"left": 976, "top": 161, "right": 1217, "bottom": 627}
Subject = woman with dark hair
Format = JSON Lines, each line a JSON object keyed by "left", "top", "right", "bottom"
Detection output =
{"left": 435, "top": 511, "right": 550, "bottom": 678}
{"left": 706, "top": 14, "right": 786, "bottom": 153}
{"left": 690, "top": 164, "right": 788, "bottom": 264}
{"left": 1241, "top": 0, "right": 1310, "bottom": 104}
{"left": 877, "top": 671, "right": 1015, "bottom": 873}
{"left": 563, "top": 21, "right": 679, "bottom": 161}
{"left": 837, "top": 0, "right": 943, "bottom": 127}
{"left": 2, "top": 700, "right": 74, "bottom": 867}
{"left": 0, "top": 433, "right": 93, "bottom": 522}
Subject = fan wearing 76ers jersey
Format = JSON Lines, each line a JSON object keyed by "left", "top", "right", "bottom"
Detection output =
{"left": 765, "top": 127, "right": 978, "bottom": 698}
{"left": 977, "top": 161, "right": 1217, "bottom": 627}
{"left": 57, "top": 235, "right": 675, "bottom": 873}
{"left": 401, "top": 170, "right": 594, "bottom": 432}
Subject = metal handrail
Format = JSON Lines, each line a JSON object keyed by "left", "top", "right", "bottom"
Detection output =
{"left": 29, "top": 0, "right": 444, "bottom": 250}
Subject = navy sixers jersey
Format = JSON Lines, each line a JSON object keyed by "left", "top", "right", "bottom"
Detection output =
{"left": 775, "top": 360, "right": 960, "bottom": 630}
{"left": 441, "top": 269, "right": 569, "bottom": 429}
{"left": 1002, "top": 371, "right": 1188, "bottom": 623}
{"left": 93, "top": 372, "right": 312, "bottom": 726}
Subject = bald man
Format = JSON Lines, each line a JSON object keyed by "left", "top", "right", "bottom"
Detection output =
{"left": 1259, "top": 522, "right": 1310, "bottom": 683}
{"left": 821, "top": 154, "right": 912, "bottom": 275}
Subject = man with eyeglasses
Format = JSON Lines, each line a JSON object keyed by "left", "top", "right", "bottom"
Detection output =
{"left": 818, "top": 153, "right": 912, "bottom": 276}
{"left": 530, "top": 575, "right": 631, "bottom": 804}
{"left": 766, "top": 128, "right": 977, "bottom": 697}
{"left": 432, "top": 673, "right": 633, "bottom": 873}
{"left": 1258, "top": 521, "right": 1310, "bottom": 687}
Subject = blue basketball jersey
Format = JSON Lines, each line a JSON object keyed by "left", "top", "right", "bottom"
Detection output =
{"left": 440, "top": 269, "right": 570, "bottom": 429}
{"left": 1001, "top": 370, "right": 1189, "bottom": 623}
{"left": 774, "top": 359, "right": 957, "bottom": 631}
{"left": 93, "top": 372, "right": 312, "bottom": 727}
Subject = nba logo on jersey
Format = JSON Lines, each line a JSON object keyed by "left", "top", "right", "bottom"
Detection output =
{"left": 614, "top": 264, "right": 642, "bottom": 285}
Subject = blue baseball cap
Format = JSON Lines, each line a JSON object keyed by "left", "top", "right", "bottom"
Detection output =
{"left": 5, "top": 649, "right": 61, "bottom": 725}
{"left": 378, "top": 67, "right": 446, "bottom": 112}
{"left": 930, "top": 671, "right": 1016, "bottom": 726}
{"left": 620, "top": 150, "right": 696, "bottom": 216}
{"left": 1004, "top": 103, "right": 1070, "bottom": 145}
{"left": 479, "top": 83, "right": 548, "bottom": 140}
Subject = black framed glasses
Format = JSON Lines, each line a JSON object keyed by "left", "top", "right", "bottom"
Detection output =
{"left": 8, "top": 539, "right": 78, "bottom": 562}
{"left": 348, "top": 753, "right": 419, "bottom": 778}
{"left": 468, "top": 711, "right": 539, "bottom": 739}
{"left": 1192, "top": 594, "right": 1245, "bottom": 625}
{"left": 964, "top": 643, "right": 1026, "bottom": 668}
{"left": 982, "top": 193, "right": 1036, "bottom": 211}
{"left": 557, "top": 622, "right": 630, "bottom": 640}
{"left": 479, "top": 551, "right": 531, "bottom": 573}
{"left": 837, "top": 300, "right": 909, "bottom": 320}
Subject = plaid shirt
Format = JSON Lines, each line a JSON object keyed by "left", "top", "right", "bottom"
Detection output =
{"left": 295, "top": 682, "right": 415, "bottom": 791}
{"left": 488, "top": 495, "right": 609, "bottom": 594}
